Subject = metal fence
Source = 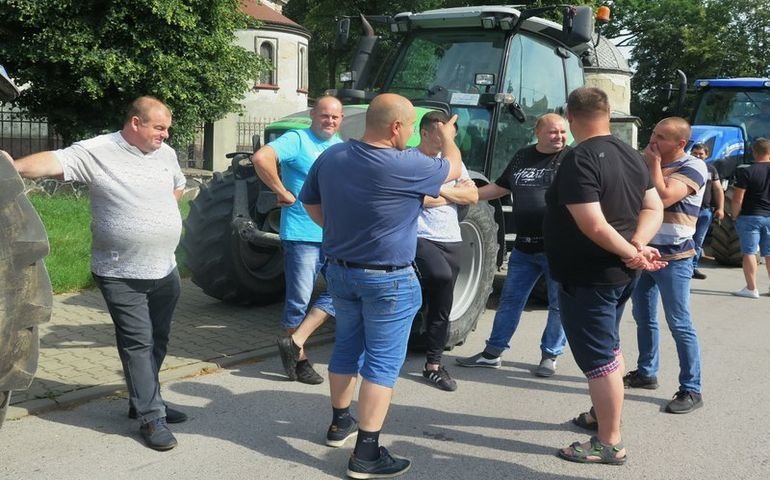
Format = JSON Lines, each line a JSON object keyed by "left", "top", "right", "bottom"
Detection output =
{"left": 0, "top": 105, "right": 63, "bottom": 158}
{"left": 236, "top": 116, "right": 275, "bottom": 152}
{"left": 1, "top": 104, "right": 207, "bottom": 170}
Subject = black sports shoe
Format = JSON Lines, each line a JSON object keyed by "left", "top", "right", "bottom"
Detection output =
{"left": 296, "top": 361, "right": 324, "bottom": 385}
{"left": 347, "top": 446, "right": 411, "bottom": 479}
{"left": 277, "top": 336, "right": 301, "bottom": 381}
{"left": 422, "top": 365, "right": 457, "bottom": 391}
{"left": 666, "top": 389, "right": 703, "bottom": 414}
{"left": 140, "top": 417, "right": 177, "bottom": 451}
{"left": 692, "top": 269, "right": 707, "bottom": 279}
{"left": 326, "top": 419, "right": 358, "bottom": 447}
{"left": 129, "top": 405, "right": 188, "bottom": 424}
{"left": 622, "top": 369, "right": 659, "bottom": 390}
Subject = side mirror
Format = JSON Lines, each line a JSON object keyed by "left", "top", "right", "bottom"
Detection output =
{"left": 563, "top": 6, "right": 593, "bottom": 44}
{"left": 336, "top": 17, "right": 351, "bottom": 49}
{"left": 252, "top": 134, "right": 261, "bottom": 152}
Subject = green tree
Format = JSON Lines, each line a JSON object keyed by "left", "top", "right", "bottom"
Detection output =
{"left": 0, "top": 0, "right": 268, "bottom": 145}
{"left": 605, "top": 0, "right": 770, "bottom": 140}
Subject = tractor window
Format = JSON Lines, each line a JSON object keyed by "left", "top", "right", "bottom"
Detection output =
{"left": 491, "top": 34, "right": 569, "bottom": 180}
{"left": 693, "top": 88, "right": 770, "bottom": 141}
{"left": 386, "top": 30, "right": 505, "bottom": 99}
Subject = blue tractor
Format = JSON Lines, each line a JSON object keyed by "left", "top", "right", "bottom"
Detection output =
{"left": 685, "top": 77, "right": 770, "bottom": 266}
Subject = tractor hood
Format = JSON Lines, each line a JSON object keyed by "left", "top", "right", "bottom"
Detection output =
{"left": 688, "top": 124, "right": 746, "bottom": 178}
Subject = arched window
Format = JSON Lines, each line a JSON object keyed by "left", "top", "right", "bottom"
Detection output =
{"left": 259, "top": 41, "right": 275, "bottom": 85}
{"left": 298, "top": 44, "right": 308, "bottom": 92}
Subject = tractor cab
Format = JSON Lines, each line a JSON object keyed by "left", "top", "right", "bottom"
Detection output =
{"left": 688, "top": 78, "right": 770, "bottom": 178}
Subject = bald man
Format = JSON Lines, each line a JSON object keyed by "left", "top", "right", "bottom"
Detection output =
{"left": 457, "top": 113, "right": 570, "bottom": 377}
{"left": 252, "top": 96, "right": 344, "bottom": 385}
{"left": 626, "top": 117, "right": 707, "bottom": 415}
{"left": 300, "top": 93, "right": 462, "bottom": 478}
{"left": 9, "top": 96, "right": 187, "bottom": 450}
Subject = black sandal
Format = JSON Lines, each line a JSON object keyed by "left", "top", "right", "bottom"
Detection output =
{"left": 558, "top": 435, "right": 626, "bottom": 465}
{"left": 571, "top": 406, "right": 598, "bottom": 431}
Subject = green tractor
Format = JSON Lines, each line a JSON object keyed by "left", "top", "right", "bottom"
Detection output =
{"left": 183, "top": 5, "right": 596, "bottom": 347}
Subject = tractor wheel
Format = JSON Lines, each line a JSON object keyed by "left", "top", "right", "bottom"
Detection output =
{"left": 711, "top": 215, "right": 743, "bottom": 267}
{"left": 0, "top": 154, "right": 53, "bottom": 428}
{"left": 410, "top": 201, "right": 499, "bottom": 349}
{"left": 181, "top": 170, "right": 284, "bottom": 305}
{"left": 711, "top": 188, "right": 742, "bottom": 267}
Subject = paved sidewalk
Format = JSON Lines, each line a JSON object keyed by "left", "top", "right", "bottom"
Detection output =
{"left": 6, "top": 279, "right": 334, "bottom": 421}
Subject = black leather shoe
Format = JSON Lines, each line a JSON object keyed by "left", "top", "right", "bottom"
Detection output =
{"left": 140, "top": 417, "right": 177, "bottom": 451}
{"left": 129, "top": 405, "right": 188, "bottom": 424}
{"left": 277, "top": 336, "right": 301, "bottom": 381}
{"left": 692, "top": 269, "right": 707, "bottom": 279}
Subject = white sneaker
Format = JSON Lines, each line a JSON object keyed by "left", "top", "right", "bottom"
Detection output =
{"left": 733, "top": 287, "right": 760, "bottom": 299}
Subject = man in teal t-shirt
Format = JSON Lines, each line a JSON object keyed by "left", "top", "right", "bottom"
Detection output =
{"left": 251, "top": 95, "right": 344, "bottom": 384}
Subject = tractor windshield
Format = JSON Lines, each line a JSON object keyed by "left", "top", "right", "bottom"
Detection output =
{"left": 384, "top": 30, "right": 505, "bottom": 173}
{"left": 693, "top": 88, "right": 770, "bottom": 141}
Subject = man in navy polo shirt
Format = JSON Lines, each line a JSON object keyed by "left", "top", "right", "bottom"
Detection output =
{"left": 300, "top": 93, "right": 462, "bottom": 478}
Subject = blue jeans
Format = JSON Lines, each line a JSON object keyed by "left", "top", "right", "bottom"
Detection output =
{"left": 325, "top": 264, "right": 422, "bottom": 388}
{"left": 486, "top": 249, "right": 566, "bottom": 358}
{"left": 631, "top": 258, "right": 702, "bottom": 393}
{"left": 281, "top": 240, "right": 334, "bottom": 329}
{"left": 692, "top": 208, "right": 713, "bottom": 269}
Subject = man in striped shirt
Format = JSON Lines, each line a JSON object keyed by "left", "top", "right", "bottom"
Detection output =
{"left": 624, "top": 117, "right": 707, "bottom": 414}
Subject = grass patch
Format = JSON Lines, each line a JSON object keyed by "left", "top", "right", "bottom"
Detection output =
{"left": 30, "top": 194, "right": 191, "bottom": 294}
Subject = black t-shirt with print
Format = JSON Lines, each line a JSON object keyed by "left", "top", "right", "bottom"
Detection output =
{"left": 495, "top": 144, "right": 570, "bottom": 254}
{"left": 544, "top": 135, "right": 652, "bottom": 286}
{"left": 735, "top": 162, "right": 770, "bottom": 216}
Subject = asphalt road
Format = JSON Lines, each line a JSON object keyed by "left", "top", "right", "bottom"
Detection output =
{"left": 1, "top": 262, "right": 768, "bottom": 479}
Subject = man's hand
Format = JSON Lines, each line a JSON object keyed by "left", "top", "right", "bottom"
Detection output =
{"left": 714, "top": 208, "right": 725, "bottom": 221}
{"left": 643, "top": 142, "right": 662, "bottom": 167}
{"left": 623, "top": 245, "right": 668, "bottom": 272}
{"left": 437, "top": 114, "right": 459, "bottom": 144}
{"left": 277, "top": 190, "right": 296, "bottom": 207}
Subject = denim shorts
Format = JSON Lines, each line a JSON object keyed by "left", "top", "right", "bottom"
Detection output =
{"left": 325, "top": 263, "right": 422, "bottom": 388}
{"left": 557, "top": 279, "right": 636, "bottom": 379}
{"left": 735, "top": 215, "right": 770, "bottom": 256}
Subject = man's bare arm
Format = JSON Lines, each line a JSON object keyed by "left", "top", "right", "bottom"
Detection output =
{"left": 438, "top": 115, "right": 463, "bottom": 182}
{"left": 477, "top": 183, "right": 510, "bottom": 202}
{"left": 712, "top": 180, "right": 725, "bottom": 220}
{"left": 8, "top": 151, "right": 64, "bottom": 180}
{"left": 439, "top": 179, "right": 478, "bottom": 205}
{"left": 731, "top": 187, "right": 746, "bottom": 218}
{"left": 251, "top": 145, "right": 295, "bottom": 206}
{"left": 303, "top": 203, "right": 323, "bottom": 226}
{"left": 630, "top": 187, "right": 664, "bottom": 248}
{"left": 644, "top": 144, "right": 693, "bottom": 207}
{"left": 566, "top": 202, "right": 638, "bottom": 259}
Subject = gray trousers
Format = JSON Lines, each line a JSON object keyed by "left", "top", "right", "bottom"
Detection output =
{"left": 93, "top": 269, "right": 181, "bottom": 424}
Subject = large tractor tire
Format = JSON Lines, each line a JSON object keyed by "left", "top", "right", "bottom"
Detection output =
{"left": 410, "top": 201, "right": 499, "bottom": 349}
{"left": 181, "top": 169, "right": 285, "bottom": 305}
{"left": 0, "top": 154, "right": 53, "bottom": 428}
{"left": 711, "top": 216, "right": 742, "bottom": 267}
{"left": 711, "top": 188, "right": 742, "bottom": 267}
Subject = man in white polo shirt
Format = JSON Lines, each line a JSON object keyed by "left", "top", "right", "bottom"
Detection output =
{"left": 9, "top": 96, "right": 186, "bottom": 451}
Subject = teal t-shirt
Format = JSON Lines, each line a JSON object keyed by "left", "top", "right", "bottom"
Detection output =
{"left": 269, "top": 128, "right": 342, "bottom": 242}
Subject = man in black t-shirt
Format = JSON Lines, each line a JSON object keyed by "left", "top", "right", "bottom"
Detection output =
{"left": 544, "top": 87, "right": 665, "bottom": 465}
{"left": 731, "top": 138, "right": 770, "bottom": 298}
{"left": 456, "top": 113, "right": 569, "bottom": 377}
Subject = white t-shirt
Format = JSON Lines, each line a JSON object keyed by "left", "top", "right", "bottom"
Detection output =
{"left": 55, "top": 132, "right": 186, "bottom": 279}
{"left": 416, "top": 152, "right": 470, "bottom": 243}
